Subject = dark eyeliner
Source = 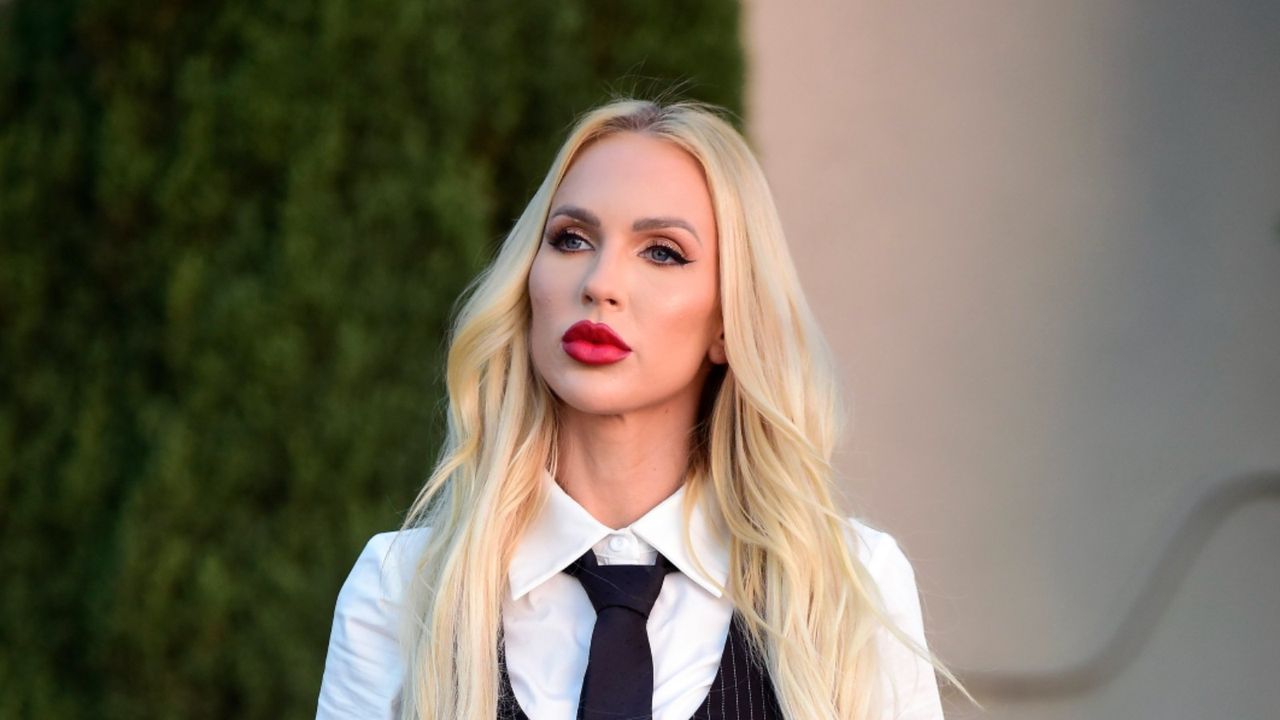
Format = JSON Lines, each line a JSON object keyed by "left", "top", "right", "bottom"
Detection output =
{"left": 645, "top": 242, "right": 692, "bottom": 266}
{"left": 548, "top": 228, "right": 591, "bottom": 252}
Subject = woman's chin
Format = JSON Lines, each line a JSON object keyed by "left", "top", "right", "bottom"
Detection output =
{"left": 553, "top": 395, "right": 634, "bottom": 419}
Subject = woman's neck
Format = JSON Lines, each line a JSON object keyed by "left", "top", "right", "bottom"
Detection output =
{"left": 554, "top": 404, "right": 697, "bottom": 529}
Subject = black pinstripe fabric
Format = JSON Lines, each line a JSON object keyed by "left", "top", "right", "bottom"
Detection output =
{"left": 497, "top": 612, "right": 783, "bottom": 720}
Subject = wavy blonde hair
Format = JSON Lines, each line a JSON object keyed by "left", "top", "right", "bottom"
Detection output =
{"left": 397, "top": 98, "right": 955, "bottom": 719}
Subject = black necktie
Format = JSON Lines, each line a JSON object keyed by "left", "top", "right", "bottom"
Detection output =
{"left": 565, "top": 549, "right": 677, "bottom": 720}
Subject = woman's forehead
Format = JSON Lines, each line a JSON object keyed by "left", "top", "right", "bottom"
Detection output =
{"left": 551, "top": 133, "right": 715, "bottom": 237}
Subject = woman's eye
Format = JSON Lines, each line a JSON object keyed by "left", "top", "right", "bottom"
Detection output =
{"left": 549, "top": 230, "right": 590, "bottom": 252}
{"left": 644, "top": 243, "right": 690, "bottom": 266}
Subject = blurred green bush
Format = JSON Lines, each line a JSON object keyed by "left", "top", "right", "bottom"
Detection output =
{"left": 0, "top": 0, "right": 741, "bottom": 716}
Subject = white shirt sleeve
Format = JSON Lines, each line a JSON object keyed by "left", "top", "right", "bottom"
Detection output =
{"left": 315, "top": 532, "right": 407, "bottom": 720}
{"left": 858, "top": 524, "right": 946, "bottom": 720}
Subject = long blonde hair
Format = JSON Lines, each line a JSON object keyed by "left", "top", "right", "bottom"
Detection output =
{"left": 397, "top": 98, "right": 951, "bottom": 719}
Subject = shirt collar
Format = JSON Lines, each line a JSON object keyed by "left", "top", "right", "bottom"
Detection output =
{"left": 508, "top": 469, "right": 730, "bottom": 601}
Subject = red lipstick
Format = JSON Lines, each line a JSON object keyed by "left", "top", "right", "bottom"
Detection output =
{"left": 562, "top": 320, "right": 631, "bottom": 365}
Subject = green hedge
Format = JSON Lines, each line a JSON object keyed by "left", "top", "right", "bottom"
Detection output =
{"left": 0, "top": 1, "right": 742, "bottom": 716}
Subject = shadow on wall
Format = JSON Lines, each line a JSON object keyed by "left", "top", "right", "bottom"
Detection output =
{"left": 944, "top": 471, "right": 1280, "bottom": 703}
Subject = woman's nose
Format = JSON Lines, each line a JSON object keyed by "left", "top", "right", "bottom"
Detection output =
{"left": 580, "top": 246, "right": 624, "bottom": 308}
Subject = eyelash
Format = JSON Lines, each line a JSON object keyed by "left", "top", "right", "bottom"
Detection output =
{"left": 547, "top": 228, "right": 691, "bottom": 266}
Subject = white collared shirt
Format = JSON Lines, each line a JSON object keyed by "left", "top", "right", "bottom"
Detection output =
{"left": 316, "top": 472, "right": 945, "bottom": 719}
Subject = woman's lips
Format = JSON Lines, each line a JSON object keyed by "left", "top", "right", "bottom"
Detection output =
{"left": 561, "top": 320, "right": 631, "bottom": 365}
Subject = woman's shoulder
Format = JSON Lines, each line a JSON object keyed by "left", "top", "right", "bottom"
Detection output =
{"left": 316, "top": 528, "right": 432, "bottom": 719}
{"left": 844, "top": 517, "right": 928, "bottom": 635}
{"left": 338, "top": 528, "right": 433, "bottom": 606}
{"left": 845, "top": 518, "right": 945, "bottom": 719}
{"left": 847, "top": 517, "right": 917, "bottom": 584}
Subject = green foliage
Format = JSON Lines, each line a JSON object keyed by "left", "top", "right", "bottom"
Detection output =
{"left": 0, "top": 0, "right": 742, "bottom": 716}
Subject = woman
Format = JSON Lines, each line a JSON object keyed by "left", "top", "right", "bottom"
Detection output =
{"left": 317, "top": 98, "right": 955, "bottom": 720}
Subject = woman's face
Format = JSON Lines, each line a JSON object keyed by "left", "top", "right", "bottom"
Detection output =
{"left": 527, "top": 131, "right": 726, "bottom": 419}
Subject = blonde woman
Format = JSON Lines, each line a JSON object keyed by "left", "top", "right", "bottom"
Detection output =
{"left": 316, "top": 99, "right": 953, "bottom": 720}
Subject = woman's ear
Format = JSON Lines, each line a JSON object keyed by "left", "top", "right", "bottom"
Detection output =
{"left": 708, "top": 330, "right": 727, "bottom": 365}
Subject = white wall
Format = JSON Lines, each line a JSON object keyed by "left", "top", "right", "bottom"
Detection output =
{"left": 743, "top": 2, "right": 1280, "bottom": 718}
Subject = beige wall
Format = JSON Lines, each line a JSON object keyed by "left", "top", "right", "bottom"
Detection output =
{"left": 744, "top": 2, "right": 1280, "bottom": 718}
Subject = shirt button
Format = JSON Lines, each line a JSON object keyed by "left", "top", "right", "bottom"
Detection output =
{"left": 608, "top": 535, "right": 628, "bottom": 552}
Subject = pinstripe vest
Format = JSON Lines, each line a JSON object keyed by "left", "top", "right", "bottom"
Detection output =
{"left": 497, "top": 612, "right": 783, "bottom": 719}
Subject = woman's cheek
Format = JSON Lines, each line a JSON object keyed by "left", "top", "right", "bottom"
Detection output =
{"left": 527, "top": 271, "right": 559, "bottom": 327}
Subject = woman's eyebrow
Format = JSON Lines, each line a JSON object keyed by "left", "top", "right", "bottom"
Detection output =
{"left": 548, "top": 205, "right": 702, "bottom": 246}
{"left": 632, "top": 217, "right": 701, "bottom": 246}
{"left": 548, "top": 205, "right": 601, "bottom": 228}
